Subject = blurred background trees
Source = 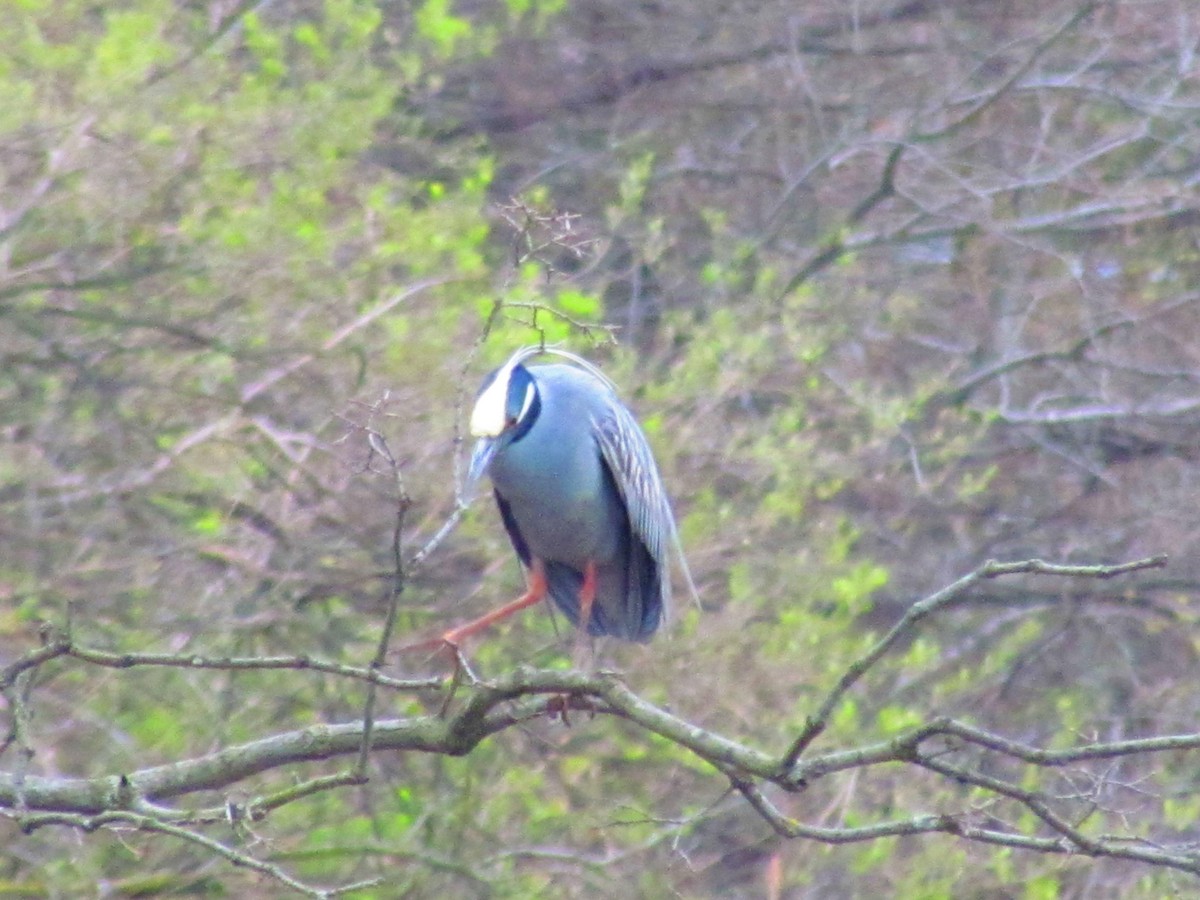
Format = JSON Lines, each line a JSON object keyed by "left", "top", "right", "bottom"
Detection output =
{"left": 3, "top": 0, "right": 1200, "bottom": 895}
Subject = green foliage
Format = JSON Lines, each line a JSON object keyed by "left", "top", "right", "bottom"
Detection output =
{"left": 415, "top": 0, "right": 472, "bottom": 56}
{"left": 888, "top": 841, "right": 970, "bottom": 897}
{"left": 555, "top": 287, "right": 601, "bottom": 319}
{"left": 1024, "top": 873, "right": 1061, "bottom": 900}
{"left": 852, "top": 835, "right": 896, "bottom": 874}
{"left": 875, "top": 704, "right": 921, "bottom": 734}
{"left": 832, "top": 560, "right": 889, "bottom": 614}
{"left": 87, "top": 7, "right": 175, "bottom": 88}
{"left": 504, "top": 0, "right": 566, "bottom": 23}
{"left": 121, "top": 704, "right": 191, "bottom": 757}
{"left": 5, "top": 0, "right": 1200, "bottom": 895}
{"left": 0, "top": 0, "right": 514, "bottom": 886}
{"left": 616, "top": 151, "right": 656, "bottom": 211}
{"left": 1163, "top": 795, "right": 1200, "bottom": 831}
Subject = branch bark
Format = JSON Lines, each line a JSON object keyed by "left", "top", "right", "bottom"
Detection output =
{"left": 4, "top": 554, "right": 1189, "bottom": 891}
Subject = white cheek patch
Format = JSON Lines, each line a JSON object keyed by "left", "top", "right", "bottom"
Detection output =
{"left": 470, "top": 358, "right": 525, "bottom": 437}
{"left": 470, "top": 376, "right": 509, "bottom": 437}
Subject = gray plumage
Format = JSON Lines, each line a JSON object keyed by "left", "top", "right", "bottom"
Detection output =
{"left": 466, "top": 349, "right": 682, "bottom": 641}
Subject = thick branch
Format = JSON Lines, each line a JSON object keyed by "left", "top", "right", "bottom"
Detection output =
{"left": 0, "top": 665, "right": 785, "bottom": 818}
{"left": 3, "top": 555, "right": 1190, "bottom": 888}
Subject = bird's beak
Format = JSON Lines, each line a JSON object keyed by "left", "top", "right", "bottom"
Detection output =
{"left": 464, "top": 437, "right": 499, "bottom": 501}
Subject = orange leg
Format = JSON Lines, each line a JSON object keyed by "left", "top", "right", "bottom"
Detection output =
{"left": 437, "top": 560, "right": 548, "bottom": 648}
{"left": 578, "top": 561, "right": 597, "bottom": 634}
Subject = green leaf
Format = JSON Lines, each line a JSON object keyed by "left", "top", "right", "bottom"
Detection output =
{"left": 88, "top": 8, "right": 173, "bottom": 86}
{"left": 415, "top": 0, "right": 471, "bottom": 55}
{"left": 876, "top": 705, "right": 921, "bottom": 734}
{"left": 556, "top": 288, "right": 600, "bottom": 318}
{"left": 1023, "top": 874, "right": 1060, "bottom": 900}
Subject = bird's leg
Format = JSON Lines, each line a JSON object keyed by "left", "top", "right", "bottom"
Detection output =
{"left": 570, "top": 561, "right": 598, "bottom": 669}
{"left": 578, "top": 561, "right": 597, "bottom": 634}
{"left": 436, "top": 559, "right": 549, "bottom": 648}
{"left": 555, "top": 562, "right": 600, "bottom": 717}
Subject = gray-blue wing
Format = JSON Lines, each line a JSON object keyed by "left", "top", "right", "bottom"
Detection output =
{"left": 591, "top": 398, "right": 676, "bottom": 635}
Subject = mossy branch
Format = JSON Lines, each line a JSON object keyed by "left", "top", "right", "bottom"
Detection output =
{"left": 4, "top": 553, "right": 1189, "bottom": 895}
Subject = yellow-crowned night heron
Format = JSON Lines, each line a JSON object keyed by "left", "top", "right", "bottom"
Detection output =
{"left": 444, "top": 347, "right": 687, "bottom": 645}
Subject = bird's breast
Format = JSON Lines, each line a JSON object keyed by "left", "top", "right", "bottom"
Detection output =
{"left": 490, "top": 425, "right": 625, "bottom": 567}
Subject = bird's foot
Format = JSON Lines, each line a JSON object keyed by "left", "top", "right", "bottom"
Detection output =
{"left": 395, "top": 632, "right": 481, "bottom": 684}
{"left": 545, "top": 692, "right": 598, "bottom": 727}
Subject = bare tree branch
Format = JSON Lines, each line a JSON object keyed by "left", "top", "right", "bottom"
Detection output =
{"left": 779, "top": 555, "right": 1167, "bottom": 769}
{"left": 1, "top": 533, "right": 1186, "bottom": 897}
{"left": 0, "top": 637, "right": 443, "bottom": 694}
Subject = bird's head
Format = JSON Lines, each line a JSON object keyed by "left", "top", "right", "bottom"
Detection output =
{"left": 464, "top": 350, "right": 542, "bottom": 497}
{"left": 462, "top": 346, "right": 616, "bottom": 500}
{"left": 469, "top": 354, "right": 538, "bottom": 441}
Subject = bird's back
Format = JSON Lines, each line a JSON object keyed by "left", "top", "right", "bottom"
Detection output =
{"left": 489, "top": 364, "right": 667, "bottom": 640}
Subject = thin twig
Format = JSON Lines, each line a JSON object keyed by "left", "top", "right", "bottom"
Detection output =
{"left": 15, "top": 810, "right": 334, "bottom": 898}
{"left": 779, "top": 555, "right": 1167, "bottom": 770}
{"left": 356, "top": 460, "right": 413, "bottom": 777}
{"left": 0, "top": 637, "right": 441, "bottom": 694}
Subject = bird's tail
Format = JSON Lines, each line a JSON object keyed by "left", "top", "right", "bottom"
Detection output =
{"left": 543, "top": 561, "right": 658, "bottom": 641}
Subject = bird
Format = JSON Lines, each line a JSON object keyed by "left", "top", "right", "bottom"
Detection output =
{"left": 442, "top": 346, "right": 690, "bottom": 646}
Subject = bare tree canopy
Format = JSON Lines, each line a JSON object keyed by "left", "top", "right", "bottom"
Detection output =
{"left": 4, "top": 0, "right": 1200, "bottom": 896}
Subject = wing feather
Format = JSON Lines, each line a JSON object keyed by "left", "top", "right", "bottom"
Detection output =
{"left": 591, "top": 399, "right": 677, "bottom": 629}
